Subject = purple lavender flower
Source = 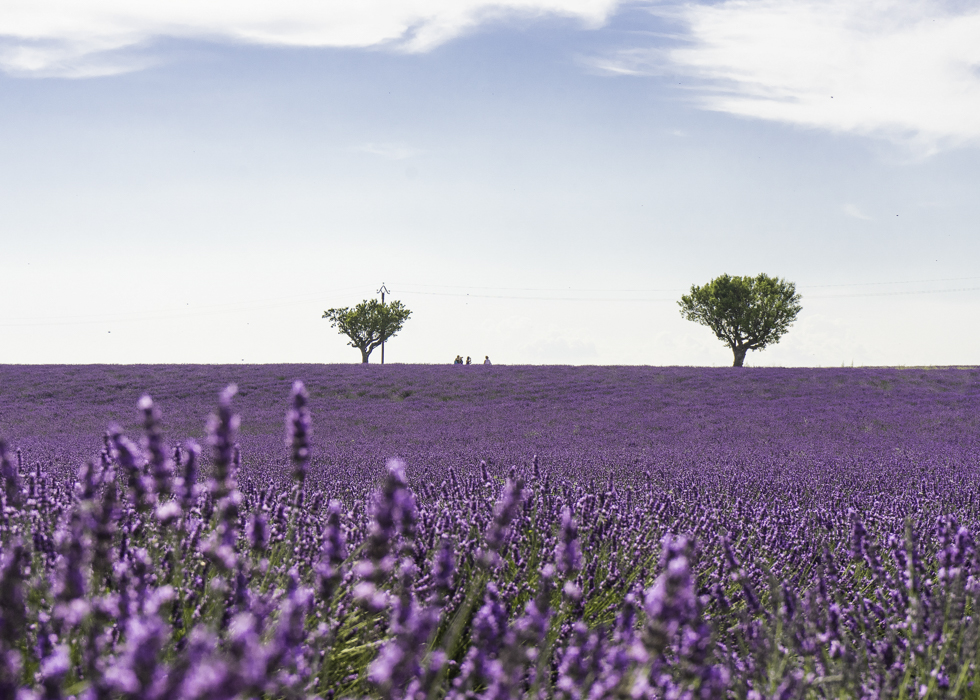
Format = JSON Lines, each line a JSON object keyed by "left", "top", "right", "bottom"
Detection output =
{"left": 261, "top": 582, "right": 312, "bottom": 692}
{"left": 584, "top": 593, "right": 641, "bottom": 699}
{"left": 555, "top": 621, "right": 603, "bottom": 699}
{"left": 89, "top": 466, "right": 118, "bottom": 584}
{"left": 431, "top": 538, "right": 455, "bottom": 602}
{"left": 139, "top": 394, "right": 174, "bottom": 499}
{"left": 0, "top": 649, "right": 22, "bottom": 700}
{"left": 0, "top": 541, "right": 29, "bottom": 643}
{"left": 37, "top": 644, "right": 70, "bottom": 700}
{"left": 555, "top": 505, "right": 582, "bottom": 577}
{"left": 51, "top": 517, "right": 87, "bottom": 609}
{"left": 8, "top": 364, "right": 980, "bottom": 697}
{"left": 0, "top": 440, "right": 24, "bottom": 509}
{"left": 471, "top": 583, "right": 509, "bottom": 655}
{"left": 108, "top": 425, "right": 152, "bottom": 514}
{"left": 104, "top": 587, "right": 173, "bottom": 697}
{"left": 450, "top": 584, "right": 509, "bottom": 695}
{"left": 155, "top": 499, "right": 182, "bottom": 526}
{"left": 481, "top": 476, "right": 525, "bottom": 567}
{"left": 202, "top": 489, "right": 242, "bottom": 574}
{"left": 952, "top": 526, "right": 974, "bottom": 570}
{"left": 849, "top": 508, "right": 867, "bottom": 560}
{"left": 285, "top": 380, "right": 311, "bottom": 486}
{"left": 315, "top": 499, "right": 347, "bottom": 602}
{"left": 177, "top": 439, "right": 200, "bottom": 513}
{"left": 517, "top": 565, "right": 555, "bottom": 653}
{"left": 643, "top": 536, "right": 697, "bottom": 657}
{"left": 357, "top": 458, "right": 416, "bottom": 595}
{"left": 246, "top": 511, "right": 269, "bottom": 554}
{"left": 74, "top": 459, "right": 100, "bottom": 504}
{"left": 206, "top": 385, "right": 240, "bottom": 499}
{"left": 368, "top": 594, "right": 436, "bottom": 699}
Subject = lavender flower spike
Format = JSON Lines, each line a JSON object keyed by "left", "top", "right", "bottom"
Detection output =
{"left": 315, "top": 499, "right": 347, "bottom": 603}
{"left": 481, "top": 476, "right": 525, "bottom": 567}
{"left": 0, "top": 440, "right": 24, "bottom": 509}
{"left": 108, "top": 426, "right": 152, "bottom": 514}
{"left": 555, "top": 505, "right": 582, "bottom": 576}
{"left": 206, "top": 385, "right": 239, "bottom": 499}
{"left": 177, "top": 439, "right": 200, "bottom": 513}
{"left": 139, "top": 395, "right": 174, "bottom": 499}
{"left": 431, "top": 538, "right": 455, "bottom": 602}
{"left": 643, "top": 535, "right": 696, "bottom": 656}
{"left": 286, "top": 380, "right": 311, "bottom": 486}
{"left": 0, "top": 541, "right": 29, "bottom": 643}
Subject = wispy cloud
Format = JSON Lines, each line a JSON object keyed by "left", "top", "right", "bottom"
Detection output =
{"left": 581, "top": 43, "right": 676, "bottom": 77}
{"left": 581, "top": 46, "right": 672, "bottom": 76}
{"left": 591, "top": 1, "right": 980, "bottom": 153}
{"left": 843, "top": 203, "right": 873, "bottom": 220}
{"left": 0, "top": 37, "right": 160, "bottom": 77}
{"left": 664, "top": 0, "right": 980, "bottom": 153}
{"left": 0, "top": 0, "right": 620, "bottom": 77}
{"left": 352, "top": 143, "right": 424, "bottom": 160}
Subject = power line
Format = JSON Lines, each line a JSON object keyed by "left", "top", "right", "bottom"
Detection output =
{"left": 0, "top": 285, "right": 371, "bottom": 328}
{"left": 1, "top": 276, "right": 977, "bottom": 328}
{"left": 396, "top": 290, "right": 677, "bottom": 302}
{"left": 393, "top": 274, "right": 980, "bottom": 293}
{"left": 395, "top": 284, "right": 980, "bottom": 302}
{"left": 805, "top": 275, "right": 980, "bottom": 288}
{"left": 392, "top": 283, "right": 684, "bottom": 293}
{"left": 809, "top": 286, "right": 980, "bottom": 299}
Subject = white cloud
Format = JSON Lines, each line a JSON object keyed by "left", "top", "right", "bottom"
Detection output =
{"left": 588, "top": 1, "right": 980, "bottom": 152}
{"left": 581, "top": 46, "right": 670, "bottom": 76}
{"left": 0, "top": 0, "right": 620, "bottom": 77}
{"left": 661, "top": 0, "right": 980, "bottom": 152}
{"left": 581, "top": 45, "right": 670, "bottom": 77}
{"left": 843, "top": 203, "right": 873, "bottom": 220}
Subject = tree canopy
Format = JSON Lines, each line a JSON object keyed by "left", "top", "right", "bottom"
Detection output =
{"left": 322, "top": 299, "right": 412, "bottom": 363}
{"left": 678, "top": 274, "right": 802, "bottom": 367}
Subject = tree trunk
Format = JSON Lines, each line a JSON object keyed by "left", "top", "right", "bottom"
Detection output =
{"left": 360, "top": 346, "right": 371, "bottom": 363}
{"left": 732, "top": 346, "right": 748, "bottom": 367}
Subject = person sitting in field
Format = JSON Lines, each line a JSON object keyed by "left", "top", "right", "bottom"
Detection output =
{"left": 466, "top": 356, "right": 472, "bottom": 365}
{"left": 484, "top": 356, "right": 491, "bottom": 365}
{"left": 454, "top": 355, "right": 463, "bottom": 364}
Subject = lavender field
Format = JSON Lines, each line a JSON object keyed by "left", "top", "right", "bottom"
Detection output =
{"left": 2, "top": 364, "right": 980, "bottom": 699}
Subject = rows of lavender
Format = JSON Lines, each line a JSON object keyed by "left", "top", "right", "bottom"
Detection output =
{"left": 2, "top": 366, "right": 980, "bottom": 698}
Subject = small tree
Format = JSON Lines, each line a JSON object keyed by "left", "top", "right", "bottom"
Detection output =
{"left": 322, "top": 299, "right": 412, "bottom": 363}
{"left": 678, "top": 273, "right": 802, "bottom": 367}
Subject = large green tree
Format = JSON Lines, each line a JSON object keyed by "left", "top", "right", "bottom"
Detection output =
{"left": 322, "top": 299, "right": 412, "bottom": 363}
{"left": 678, "top": 274, "right": 802, "bottom": 367}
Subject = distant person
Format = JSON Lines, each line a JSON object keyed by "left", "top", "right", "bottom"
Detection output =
{"left": 484, "top": 356, "right": 491, "bottom": 365}
{"left": 466, "top": 356, "right": 472, "bottom": 365}
{"left": 454, "top": 355, "right": 463, "bottom": 364}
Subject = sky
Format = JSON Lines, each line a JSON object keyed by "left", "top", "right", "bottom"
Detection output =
{"left": 1, "top": 0, "right": 979, "bottom": 367}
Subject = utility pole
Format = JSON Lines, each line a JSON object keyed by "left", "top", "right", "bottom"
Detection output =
{"left": 377, "top": 283, "right": 390, "bottom": 364}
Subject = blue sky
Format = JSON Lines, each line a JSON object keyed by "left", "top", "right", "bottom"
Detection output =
{"left": 1, "top": 0, "right": 979, "bottom": 366}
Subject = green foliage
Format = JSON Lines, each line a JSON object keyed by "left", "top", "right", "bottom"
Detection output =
{"left": 322, "top": 299, "right": 412, "bottom": 363}
{"left": 678, "top": 273, "right": 802, "bottom": 366}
